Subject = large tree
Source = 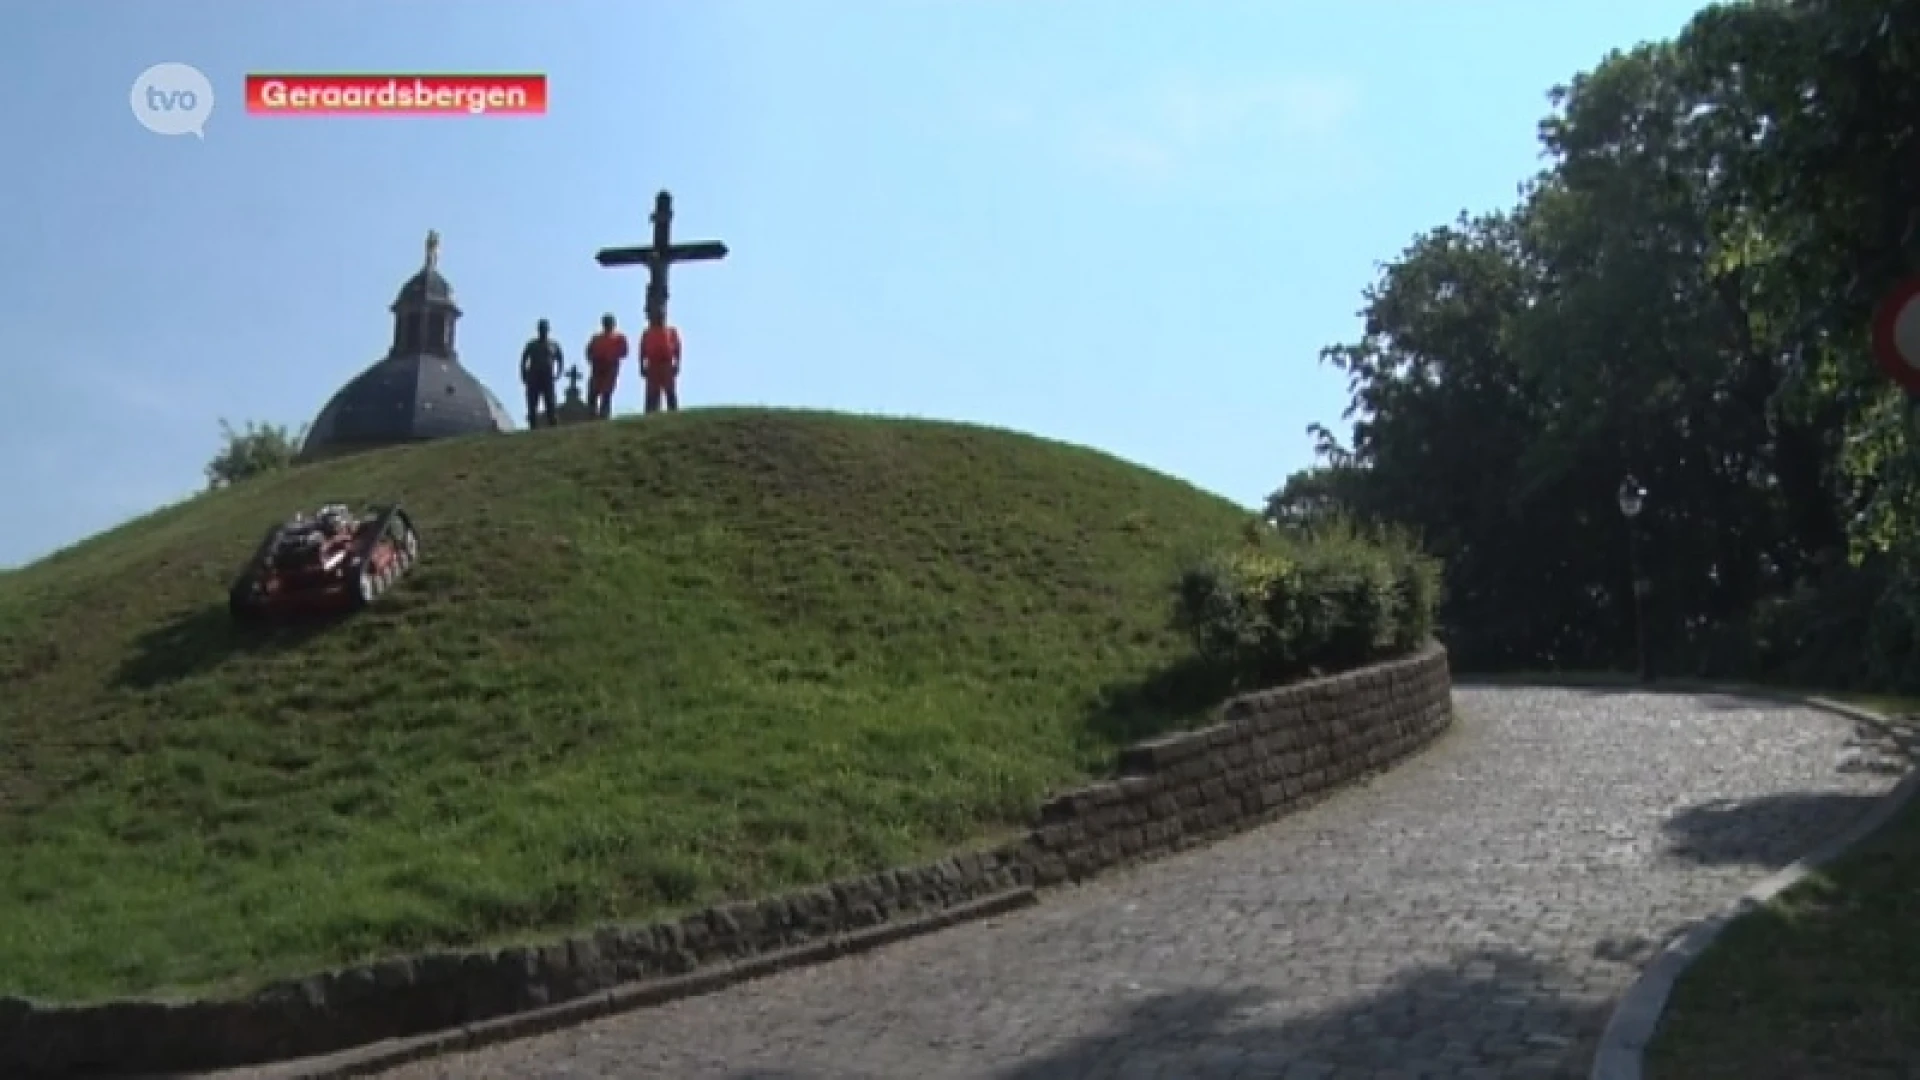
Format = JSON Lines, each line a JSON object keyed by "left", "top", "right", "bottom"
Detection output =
{"left": 1285, "top": 0, "right": 1920, "bottom": 687}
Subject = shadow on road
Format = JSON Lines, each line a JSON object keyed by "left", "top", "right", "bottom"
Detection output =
{"left": 729, "top": 948, "right": 1608, "bottom": 1079}
{"left": 1661, "top": 791, "right": 1883, "bottom": 866}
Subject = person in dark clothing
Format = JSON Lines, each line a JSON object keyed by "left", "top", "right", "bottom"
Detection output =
{"left": 520, "top": 318, "right": 564, "bottom": 428}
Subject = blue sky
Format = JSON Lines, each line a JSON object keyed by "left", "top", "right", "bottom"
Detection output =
{"left": 0, "top": 0, "right": 1706, "bottom": 568}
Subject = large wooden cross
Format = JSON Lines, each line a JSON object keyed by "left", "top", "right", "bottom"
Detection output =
{"left": 594, "top": 190, "right": 728, "bottom": 321}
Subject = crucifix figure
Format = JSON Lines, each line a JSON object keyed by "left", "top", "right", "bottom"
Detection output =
{"left": 594, "top": 190, "right": 728, "bottom": 320}
{"left": 424, "top": 229, "right": 441, "bottom": 271}
{"left": 594, "top": 190, "right": 726, "bottom": 414}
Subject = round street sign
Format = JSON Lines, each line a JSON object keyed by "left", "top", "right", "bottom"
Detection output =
{"left": 1870, "top": 276, "right": 1920, "bottom": 395}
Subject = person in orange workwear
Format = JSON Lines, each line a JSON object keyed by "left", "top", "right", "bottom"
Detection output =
{"left": 584, "top": 314, "right": 629, "bottom": 419}
{"left": 640, "top": 299, "right": 683, "bottom": 414}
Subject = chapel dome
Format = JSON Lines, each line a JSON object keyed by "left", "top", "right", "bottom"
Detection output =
{"left": 298, "top": 230, "right": 513, "bottom": 463}
{"left": 300, "top": 353, "right": 513, "bottom": 460}
{"left": 394, "top": 267, "right": 454, "bottom": 308}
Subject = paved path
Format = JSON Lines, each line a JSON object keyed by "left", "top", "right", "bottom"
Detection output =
{"left": 375, "top": 688, "right": 1908, "bottom": 1080}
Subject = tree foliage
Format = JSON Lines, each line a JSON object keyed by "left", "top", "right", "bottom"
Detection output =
{"left": 1287, "top": 0, "right": 1920, "bottom": 689}
{"left": 204, "top": 419, "right": 303, "bottom": 491}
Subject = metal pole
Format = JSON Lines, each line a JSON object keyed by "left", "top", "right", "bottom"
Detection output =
{"left": 1628, "top": 522, "right": 1651, "bottom": 683}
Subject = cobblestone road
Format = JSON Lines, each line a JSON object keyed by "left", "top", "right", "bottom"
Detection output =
{"left": 374, "top": 688, "right": 1909, "bottom": 1080}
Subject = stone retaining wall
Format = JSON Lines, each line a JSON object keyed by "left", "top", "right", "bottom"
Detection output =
{"left": 1019, "top": 642, "right": 1453, "bottom": 885}
{"left": 0, "top": 644, "right": 1451, "bottom": 1077}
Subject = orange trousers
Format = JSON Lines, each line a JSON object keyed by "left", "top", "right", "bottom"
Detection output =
{"left": 644, "top": 375, "right": 678, "bottom": 414}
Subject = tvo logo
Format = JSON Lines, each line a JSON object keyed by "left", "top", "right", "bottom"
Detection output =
{"left": 130, "top": 63, "right": 215, "bottom": 138}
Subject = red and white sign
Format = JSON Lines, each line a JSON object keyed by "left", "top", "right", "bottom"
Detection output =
{"left": 1871, "top": 277, "right": 1920, "bottom": 395}
{"left": 244, "top": 74, "right": 547, "bottom": 116}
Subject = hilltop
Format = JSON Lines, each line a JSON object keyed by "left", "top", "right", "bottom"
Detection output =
{"left": 0, "top": 409, "right": 1250, "bottom": 1001}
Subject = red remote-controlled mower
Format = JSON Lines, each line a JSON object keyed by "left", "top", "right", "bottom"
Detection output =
{"left": 228, "top": 503, "right": 419, "bottom": 622}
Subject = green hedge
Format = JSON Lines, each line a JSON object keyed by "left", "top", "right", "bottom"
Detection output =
{"left": 1174, "top": 515, "right": 1441, "bottom": 687}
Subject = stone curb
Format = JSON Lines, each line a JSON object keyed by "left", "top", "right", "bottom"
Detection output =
{"left": 1586, "top": 692, "right": 1920, "bottom": 1080}
{"left": 233, "top": 887, "right": 1040, "bottom": 1080}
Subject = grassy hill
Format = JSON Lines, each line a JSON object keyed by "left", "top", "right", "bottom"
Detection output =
{"left": 0, "top": 409, "right": 1249, "bottom": 1002}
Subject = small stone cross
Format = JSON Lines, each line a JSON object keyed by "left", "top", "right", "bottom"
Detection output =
{"left": 564, "top": 364, "right": 582, "bottom": 395}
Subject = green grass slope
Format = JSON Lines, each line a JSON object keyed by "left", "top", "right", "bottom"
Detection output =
{"left": 0, "top": 409, "right": 1248, "bottom": 1002}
